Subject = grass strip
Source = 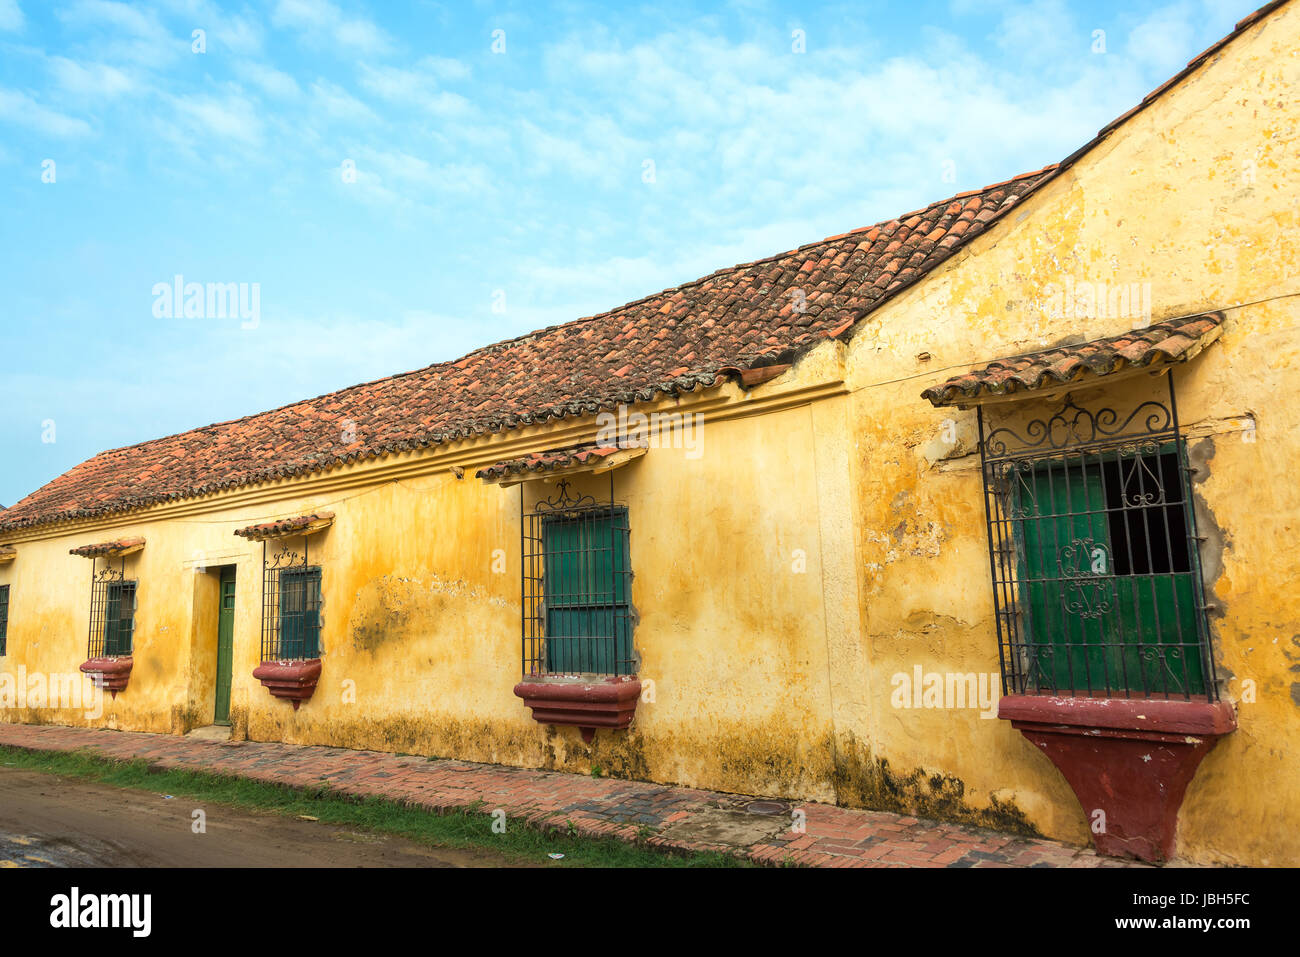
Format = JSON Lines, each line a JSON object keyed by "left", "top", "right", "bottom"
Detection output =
{"left": 0, "top": 744, "right": 753, "bottom": 868}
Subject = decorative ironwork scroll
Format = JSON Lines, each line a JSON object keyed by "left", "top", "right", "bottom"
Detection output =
{"left": 982, "top": 394, "right": 1176, "bottom": 461}
{"left": 976, "top": 372, "right": 1218, "bottom": 701}
{"left": 533, "top": 479, "right": 599, "bottom": 514}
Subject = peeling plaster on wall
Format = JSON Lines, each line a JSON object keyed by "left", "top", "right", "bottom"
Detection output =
{"left": 1186, "top": 436, "right": 1234, "bottom": 696}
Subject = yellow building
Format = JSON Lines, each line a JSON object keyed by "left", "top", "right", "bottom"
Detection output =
{"left": 1, "top": 0, "right": 1295, "bottom": 866}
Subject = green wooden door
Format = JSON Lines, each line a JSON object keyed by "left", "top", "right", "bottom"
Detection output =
{"left": 542, "top": 509, "right": 632, "bottom": 674}
{"left": 214, "top": 567, "right": 236, "bottom": 724}
{"left": 1017, "top": 451, "right": 1204, "bottom": 696}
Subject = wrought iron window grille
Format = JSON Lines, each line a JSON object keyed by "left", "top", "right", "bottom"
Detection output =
{"left": 260, "top": 540, "right": 322, "bottom": 662}
{"left": 977, "top": 372, "right": 1217, "bottom": 701}
{"left": 87, "top": 559, "right": 136, "bottom": 658}
{"left": 521, "top": 476, "right": 636, "bottom": 678}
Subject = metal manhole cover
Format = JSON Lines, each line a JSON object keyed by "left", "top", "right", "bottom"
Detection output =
{"left": 742, "top": 800, "right": 790, "bottom": 816}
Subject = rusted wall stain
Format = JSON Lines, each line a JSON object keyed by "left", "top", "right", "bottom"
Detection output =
{"left": 832, "top": 732, "right": 1040, "bottom": 837}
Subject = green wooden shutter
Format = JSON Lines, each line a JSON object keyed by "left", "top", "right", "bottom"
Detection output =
{"left": 103, "top": 581, "right": 135, "bottom": 656}
{"left": 542, "top": 509, "right": 631, "bottom": 674}
{"left": 1019, "top": 459, "right": 1111, "bottom": 692}
{"left": 1016, "top": 450, "right": 1204, "bottom": 696}
{"left": 0, "top": 585, "right": 8, "bottom": 656}
{"left": 279, "top": 567, "right": 321, "bottom": 659}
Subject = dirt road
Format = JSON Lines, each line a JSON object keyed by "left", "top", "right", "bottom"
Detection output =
{"left": 0, "top": 767, "right": 523, "bottom": 868}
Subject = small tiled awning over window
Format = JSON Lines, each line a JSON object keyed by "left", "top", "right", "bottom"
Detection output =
{"left": 0, "top": 545, "right": 15, "bottom": 564}
{"left": 233, "top": 511, "right": 334, "bottom": 542}
{"left": 69, "top": 537, "right": 145, "bottom": 558}
{"left": 922, "top": 313, "right": 1224, "bottom": 408}
{"left": 476, "top": 442, "right": 647, "bottom": 486}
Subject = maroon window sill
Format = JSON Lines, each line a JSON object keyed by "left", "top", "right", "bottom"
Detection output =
{"left": 79, "top": 656, "right": 133, "bottom": 697}
{"left": 253, "top": 659, "right": 322, "bottom": 710}
{"left": 513, "top": 675, "right": 641, "bottom": 743}
{"left": 999, "top": 693, "right": 1236, "bottom": 863}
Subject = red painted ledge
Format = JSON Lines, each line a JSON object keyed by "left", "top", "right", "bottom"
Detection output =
{"left": 253, "top": 659, "right": 322, "bottom": 710}
{"left": 514, "top": 675, "right": 641, "bottom": 743}
{"left": 999, "top": 693, "right": 1236, "bottom": 863}
{"left": 79, "top": 656, "right": 133, "bottom": 697}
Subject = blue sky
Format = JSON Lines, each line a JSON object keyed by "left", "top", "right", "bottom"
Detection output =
{"left": 0, "top": 0, "right": 1262, "bottom": 508}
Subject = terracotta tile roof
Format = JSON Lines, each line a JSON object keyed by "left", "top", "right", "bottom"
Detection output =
{"left": 68, "top": 537, "right": 145, "bottom": 558}
{"left": 0, "top": 167, "right": 1056, "bottom": 534}
{"left": 233, "top": 512, "right": 335, "bottom": 541}
{"left": 476, "top": 442, "right": 646, "bottom": 482}
{"left": 922, "top": 313, "right": 1225, "bottom": 408}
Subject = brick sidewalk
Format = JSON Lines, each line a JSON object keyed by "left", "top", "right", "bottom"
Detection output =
{"left": 0, "top": 723, "right": 1139, "bottom": 868}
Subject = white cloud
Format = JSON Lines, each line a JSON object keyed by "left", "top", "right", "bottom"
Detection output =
{"left": 526, "top": 25, "right": 1135, "bottom": 224}
{"left": 273, "top": 0, "right": 392, "bottom": 55}
{"left": 1125, "top": 2, "right": 1200, "bottom": 77}
{"left": 356, "top": 59, "right": 472, "bottom": 116}
{"left": 332, "top": 16, "right": 388, "bottom": 55}
{"left": 58, "top": 0, "right": 187, "bottom": 69}
{"left": 47, "top": 56, "right": 136, "bottom": 98}
{"left": 310, "top": 79, "right": 378, "bottom": 123}
{"left": 240, "top": 61, "right": 300, "bottom": 98}
{"left": 213, "top": 13, "right": 265, "bottom": 55}
{"left": 165, "top": 91, "right": 264, "bottom": 146}
{"left": 465, "top": 18, "right": 1196, "bottom": 313}
{"left": 516, "top": 115, "right": 645, "bottom": 190}
{"left": 353, "top": 145, "right": 492, "bottom": 197}
{"left": 512, "top": 216, "right": 843, "bottom": 315}
{"left": 150, "top": 0, "right": 263, "bottom": 53}
{"left": 0, "top": 0, "right": 22, "bottom": 32}
{"left": 0, "top": 89, "right": 93, "bottom": 137}
{"left": 993, "top": 0, "right": 1080, "bottom": 64}
{"left": 60, "top": 0, "right": 159, "bottom": 35}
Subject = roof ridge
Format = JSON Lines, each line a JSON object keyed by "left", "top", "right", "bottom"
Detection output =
{"left": 444, "top": 166, "right": 1064, "bottom": 357}
{"left": 93, "top": 165, "right": 1061, "bottom": 460}
{"left": 88, "top": 360, "right": 456, "bottom": 461}
{"left": 0, "top": 167, "right": 1061, "bottom": 531}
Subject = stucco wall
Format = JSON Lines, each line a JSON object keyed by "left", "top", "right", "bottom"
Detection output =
{"left": 0, "top": 368, "right": 852, "bottom": 805}
{"left": 834, "top": 3, "right": 1300, "bottom": 864}
{"left": 0, "top": 3, "right": 1295, "bottom": 867}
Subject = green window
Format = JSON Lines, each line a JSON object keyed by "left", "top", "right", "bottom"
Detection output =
{"left": 542, "top": 508, "right": 632, "bottom": 675}
{"left": 103, "top": 581, "right": 136, "bottom": 657}
{"left": 0, "top": 584, "right": 9, "bottom": 655}
{"left": 278, "top": 567, "right": 321, "bottom": 659}
{"left": 1014, "top": 444, "right": 1206, "bottom": 697}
